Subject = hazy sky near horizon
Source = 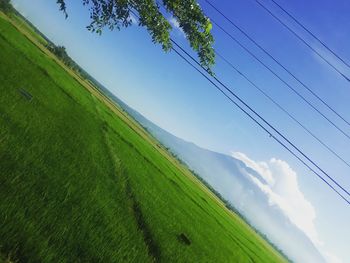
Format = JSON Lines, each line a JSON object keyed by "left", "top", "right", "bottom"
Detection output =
{"left": 12, "top": 0, "right": 350, "bottom": 261}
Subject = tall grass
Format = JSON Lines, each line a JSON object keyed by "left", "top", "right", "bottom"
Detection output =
{"left": 0, "top": 14, "right": 286, "bottom": 262}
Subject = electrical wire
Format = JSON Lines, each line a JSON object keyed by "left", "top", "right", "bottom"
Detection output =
{"left": 253, "top": 0, "right": 350, "bottom": 82}
{"left": 215, "top": 51, "right": 350, "bottom": 168}
{"left": 270, "top": 0, "right": 350, "bottom": 70}
{"left": 210, "top": 18, "right": 350, "bottom": 141}
{"left": 128, "top": 8, "right": 350, "bottom": 205}
{"left": 171, "top": 43, "right": 350, "bottom": 205}
{"left": 203, "top": 0, "right": 350, "bottom": 128}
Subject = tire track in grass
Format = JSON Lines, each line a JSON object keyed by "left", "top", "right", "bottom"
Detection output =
{"left": 97, "top": 108, "right": 161, "bottom": 262}
{"left": 124, "top": 176, "right": 161, "bottom": 262}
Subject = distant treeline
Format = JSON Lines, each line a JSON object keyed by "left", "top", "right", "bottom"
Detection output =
{"left": 45, "top": 42, "right": 106, "bottom": 88}
{"left": 0, "top": 0, "right": 103, "bottom": 90}
{"left": 0, "top": 0, "right": 112, "bottom": 94}
{"left": 46, "top": 44, "right": 79, "bottom": 70}
{"left": 0, "top": 0, "right": 14, "bottom": 13}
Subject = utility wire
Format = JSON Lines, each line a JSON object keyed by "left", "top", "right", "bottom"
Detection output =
{"left": 201, "top": 0, "right": 350, "bottom": 167}
{"left": 203, "top": 0, "right": 350, "bottom": 128}
{"left": 156, "top": 0, "right": 350, "bottom": 167}
{"left": 215, "top": 51, "right": 350, "bottom": 168}
{"left": 253, "top": 0, "right": 350, "bottom": 82}
{"left": 270, "top": 0, "right": 350, "bottom": 70}
{"left": 210, "top": 18, "right": 350, "bottom": 141}
{"left": 170, "top": 43, "right": 350, "bottom": 205}
{"left": 129, "top": 9, "right": 350, "bottom": 204}
{"left": 172, "top": 40, "right": 350, "bottom": 200}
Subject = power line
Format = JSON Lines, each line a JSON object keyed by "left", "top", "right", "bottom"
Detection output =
{"left": 270, "top": 0, "right": 350, "bottom": 70}
{"left": 172, "top": 40, "right": 350, "bottom": 199}
{"left": 160, "top": 0, "right": 350, "bottom": 140}
{"left": 253, "top": 0, "right": 350, "bottom": 82}
{"left": 156, "top": 1, "right": 350, "bottom": 167}
{"left": 203, "top": 0, "right": 350, "bottom": 128}
{"left": 215, "top": 51, "right": 350, "bottom": 168}
{"left": 170, "top": 42, "right": 350, "bottom": 205}
{"left": 202, "top": 0, "right": 350, "bottom": 167}
{"left": 129, "top": 9, "right": 350, "bottom": 204}
{"left": 210, "top": 18, "right": 350, "bottom": 141}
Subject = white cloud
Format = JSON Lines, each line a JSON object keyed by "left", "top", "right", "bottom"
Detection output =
{"left": 232, "top": 152, "right": 275, "bottom": 186}
{"left": 169, "top": 17, "right": 185, "bottom": 37}
{"left": 323, "top": 251, "right": 344, "bottom": 263}
{"left": 129, "top": 13, "right": 138, "bottom": 25}
{"left": 232, "top": 152, "right": 342, "bottom": 263}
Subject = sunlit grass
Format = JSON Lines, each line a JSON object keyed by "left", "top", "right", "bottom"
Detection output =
{"left": 0, "top": 14, "right": 286, "bottom": 262}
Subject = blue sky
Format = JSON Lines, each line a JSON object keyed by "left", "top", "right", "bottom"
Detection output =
{"left": 12, "top": 0, "right": 350, "bottom": 261}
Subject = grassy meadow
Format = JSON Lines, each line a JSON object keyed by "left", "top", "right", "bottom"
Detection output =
{"left": 0, "top": 11, "right": 286, "bottom": 263}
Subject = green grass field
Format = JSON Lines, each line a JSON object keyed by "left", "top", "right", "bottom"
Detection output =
{"left": 0, "top": 12, "right": 286, "bottom": 263}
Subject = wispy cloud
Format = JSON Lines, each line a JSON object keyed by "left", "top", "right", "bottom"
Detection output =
{"left": 169, "top": 17, "right": 185, "bottom": 37}
{"left": 308, "top": 40, "right": 350, "bottom": 80}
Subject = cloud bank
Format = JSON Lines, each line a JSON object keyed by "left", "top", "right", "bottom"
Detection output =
{"left": 232, "top": 152, "right": 319, "bottom": 245}
{"left": 232, "top": 152, "right": 342, "bottom": 263}
{"left": 128, "top": 112, "right": 342, "bottom": 262}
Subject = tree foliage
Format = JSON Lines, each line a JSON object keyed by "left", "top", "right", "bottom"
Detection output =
{"left": 46, "top": 43, "right": 86, "bottom": 75}
{"left": 56, "top": 0, "right": 215, "bottom": 72}
{"left": 0, "top": 0, "right": 14, "bottom": 14}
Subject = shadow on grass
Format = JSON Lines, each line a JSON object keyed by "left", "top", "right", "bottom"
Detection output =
{"left": 125, "top": 177, "right": 161, "bottom": 262}
{"left": 177, "top": 233, "right": 191, "bottom": 246}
